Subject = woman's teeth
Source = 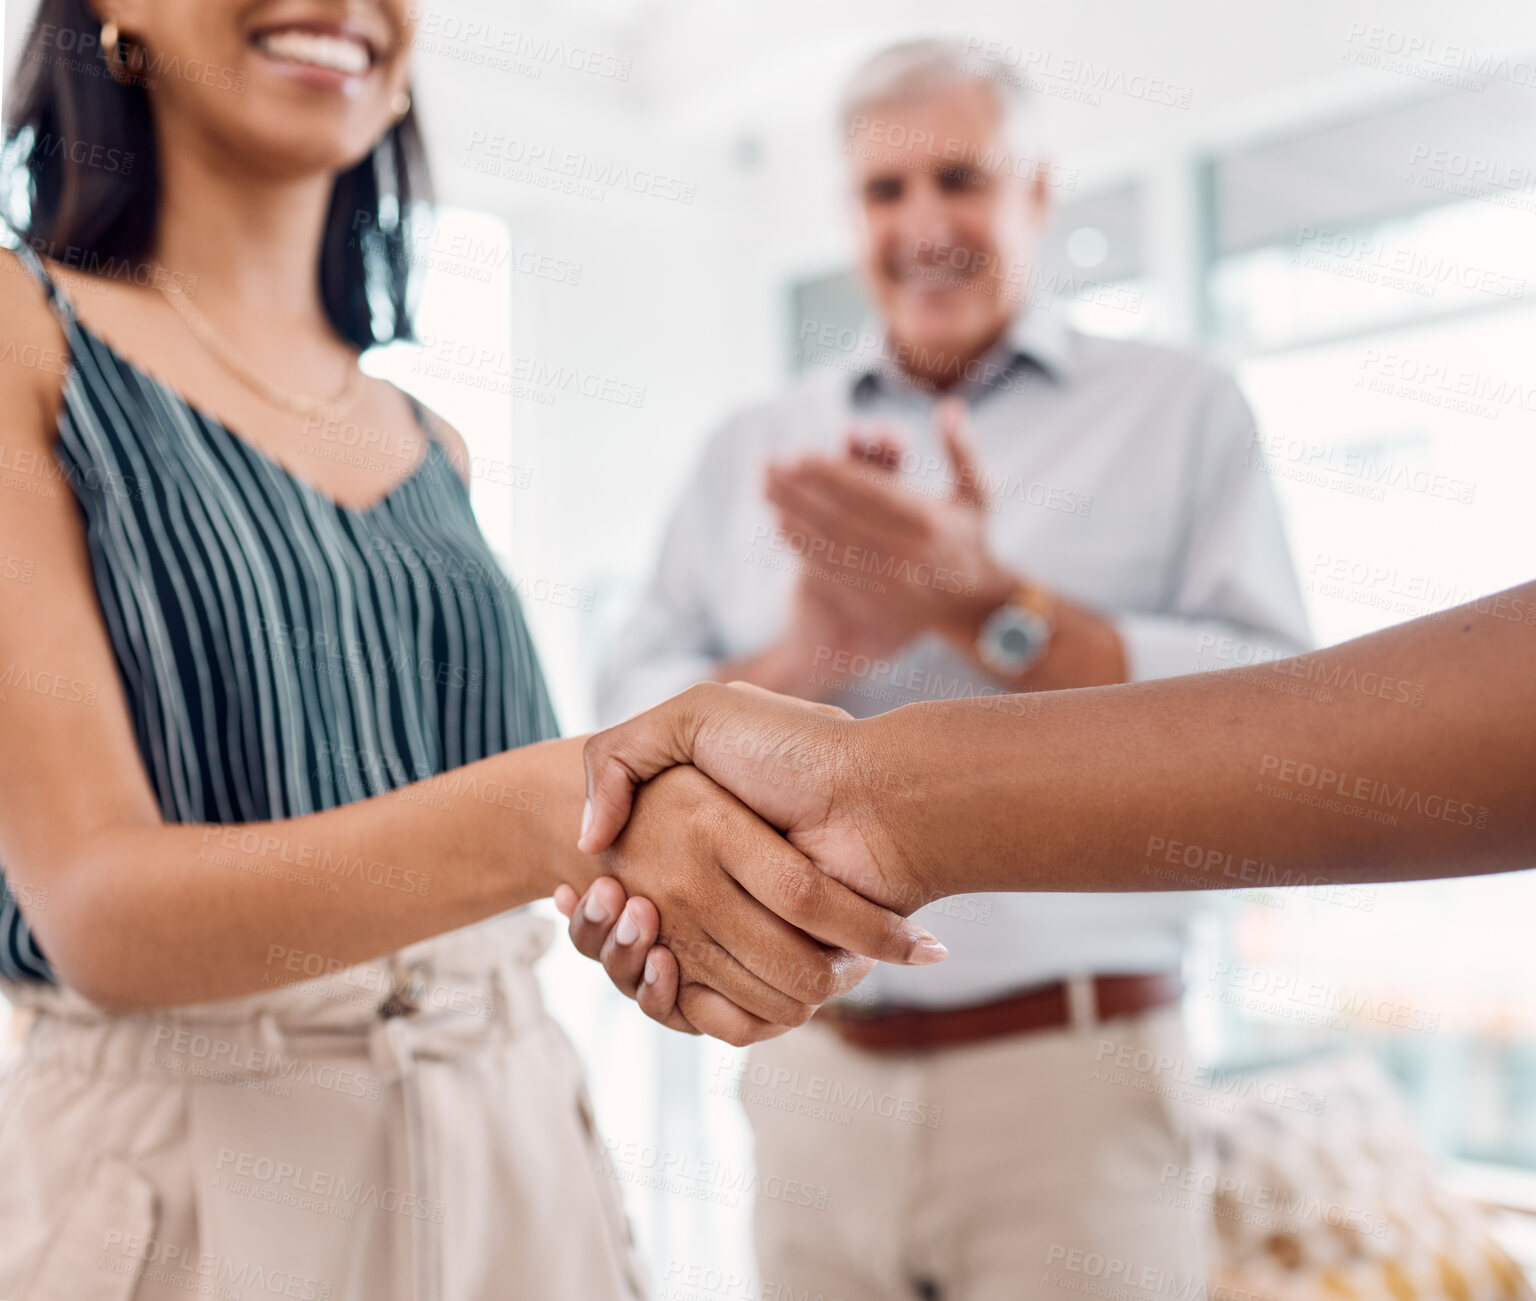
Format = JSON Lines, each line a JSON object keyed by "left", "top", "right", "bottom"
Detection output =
{"left": 257, "top": 30, "right": 371, "bottom": 75}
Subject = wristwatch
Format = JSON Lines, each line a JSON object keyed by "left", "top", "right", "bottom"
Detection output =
{"left": 976, "top": 582, "right": 1055, "bottom": 677}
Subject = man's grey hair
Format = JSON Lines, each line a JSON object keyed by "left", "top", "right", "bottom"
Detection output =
{"left": 838, "top": 38, "right": 1031, "bottom": 142}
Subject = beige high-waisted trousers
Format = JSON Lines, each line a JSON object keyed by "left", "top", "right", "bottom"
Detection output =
{"left": 0, "top": 911, "right": 645, "bottom": 1301}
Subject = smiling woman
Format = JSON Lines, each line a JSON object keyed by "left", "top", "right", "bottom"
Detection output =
{"left": 6, "top": 0, "right": 425, "bottom": 351}
{"left": 0, "top": 1, "right": 935, "bottom": 1297}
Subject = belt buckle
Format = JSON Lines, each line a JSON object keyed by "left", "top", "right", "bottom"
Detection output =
{"left": 379, "top": 957, "right": 430, "bottom": 1019}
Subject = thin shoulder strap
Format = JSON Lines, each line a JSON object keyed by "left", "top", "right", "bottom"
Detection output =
{"left": 401, "top": 390, "right": 439, "bottom": 445}
{"left": 399, "top": 390, "right": 476, "bottom": 490}
{"left": 8, "top": 238, "right": 78, "bottom": 332}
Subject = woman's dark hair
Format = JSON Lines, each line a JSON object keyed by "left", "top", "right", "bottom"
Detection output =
{"left": 1, "top": 0, "right": 431, "bottom": 349}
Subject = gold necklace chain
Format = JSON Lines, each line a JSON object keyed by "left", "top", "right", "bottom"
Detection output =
{"left": 157, "top": 276, "right": 362, "bottom": 423}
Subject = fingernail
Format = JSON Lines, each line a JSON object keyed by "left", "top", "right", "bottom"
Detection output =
{"left": 643, "top": 954, "right": 659, "bottom": 985}
{"left": 583, "top": 895, "right": 609, "bottom": 925}
{"left": 908, "top": 935, "right": 949, "bottom": 965}
{"left": 578, "top": 799, "right": 593, "bottom": 844}
{"left": 614, "top": 910, "right": 639, "bottom": 946}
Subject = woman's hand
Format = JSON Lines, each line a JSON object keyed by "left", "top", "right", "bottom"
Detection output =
{"left": 575, "top": 763, "right": 944, "bottom": 1046}
{"left": 555, "top": 877, "right": 690, "bottom": 1031}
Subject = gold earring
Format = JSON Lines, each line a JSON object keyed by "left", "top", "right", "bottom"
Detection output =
{"left": 390, "top": 90, "right": 412, "bottom": 119}
{"left": 99, "top": 18, "right": 132, "bottom": 84}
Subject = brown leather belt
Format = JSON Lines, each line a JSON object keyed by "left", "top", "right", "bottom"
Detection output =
{"left": 817, "top": 972, "right": 1183, "bottom": 1055}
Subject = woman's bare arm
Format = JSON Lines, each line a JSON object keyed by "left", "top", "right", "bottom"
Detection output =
{"left": 0, "top": 268, "right": 932, "bottom": 1020}
{"left": 0, "top": 267, "right": 604, "bottom": 1011}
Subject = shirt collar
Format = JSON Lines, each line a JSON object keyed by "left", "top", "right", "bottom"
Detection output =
{"left": 1003, "top": 305, "right": 1073, "bottom": 380}
{"left": 850, "top": 305, "right": 1074, "bottom": 407}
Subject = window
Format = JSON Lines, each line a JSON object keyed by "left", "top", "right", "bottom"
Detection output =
{"left": 1198, "top": 86, "right": 1536, "bottom": 1169}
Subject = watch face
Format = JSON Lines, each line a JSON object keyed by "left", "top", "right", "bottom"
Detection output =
{"left": 979, "top": 605, "right": 1051, "bottom": 675}
{"left": 997, "top": 624, "right": 1037, "bottom": 659}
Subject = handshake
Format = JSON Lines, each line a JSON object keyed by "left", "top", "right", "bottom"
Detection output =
{"left": 552, "top": 682, "right": 954, "bottom": 1046}
{"left": 543, "top": 580, "right": 1531, "bottom": 1044}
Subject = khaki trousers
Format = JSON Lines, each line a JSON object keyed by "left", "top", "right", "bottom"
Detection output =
{"left": 743, "top": 1004, "right": 1210, "bottom": 1301}
{"left": 0, "top": 912, "right": 645, "bottom": 1301}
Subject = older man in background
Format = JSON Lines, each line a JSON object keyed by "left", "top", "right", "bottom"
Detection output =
{"left": 598, "top": 40, "right": 1309, "bottom": 1301}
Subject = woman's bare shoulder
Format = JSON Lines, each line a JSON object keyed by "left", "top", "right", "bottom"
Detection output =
{"left": 405, "top": 393, "right": 473, "bottom": 486}
{"left": 0, "top": 247, "right": 72, "bottom": 451}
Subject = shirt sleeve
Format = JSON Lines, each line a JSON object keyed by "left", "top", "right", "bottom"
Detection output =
{"left": 1113, "top": 373, "right": 1313, "bottom": 681}
{"left": 595, "top": 423, "right": 739, "bottom": 726}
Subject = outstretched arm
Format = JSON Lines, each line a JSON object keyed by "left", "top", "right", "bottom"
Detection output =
{"left": 565, "top": 583, "right": 1536, "bottom": 1020}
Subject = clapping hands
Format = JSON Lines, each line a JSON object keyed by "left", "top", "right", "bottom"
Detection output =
{"left": 766, "top": 398, "right": 1013, "bottom": 651}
